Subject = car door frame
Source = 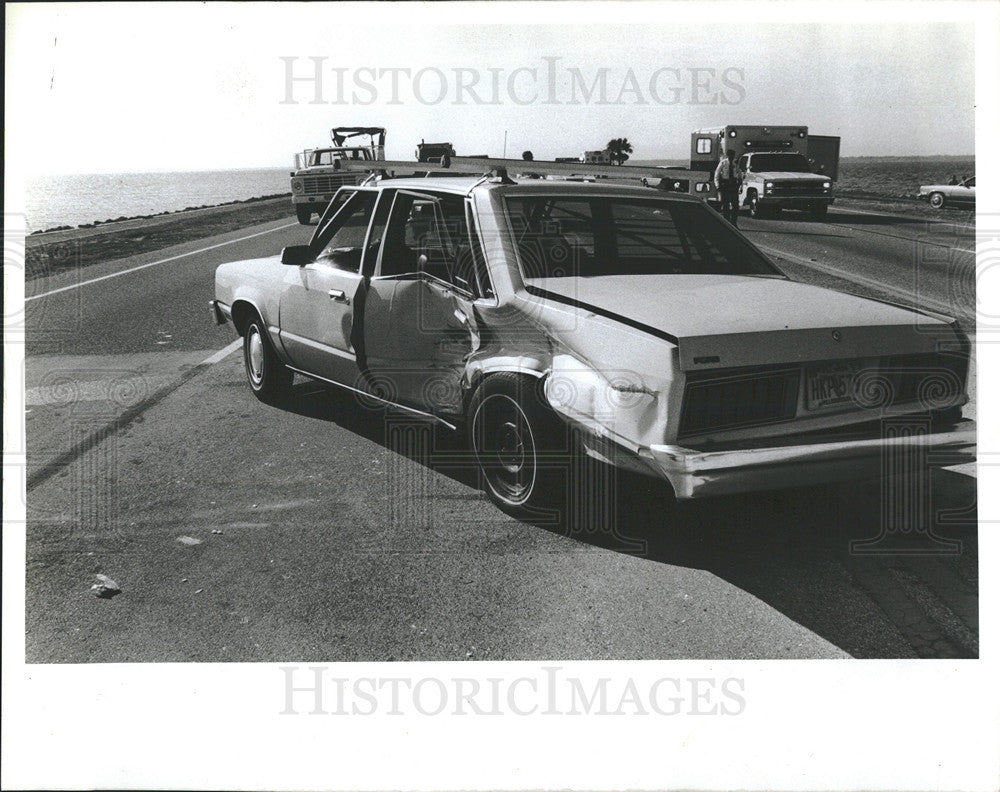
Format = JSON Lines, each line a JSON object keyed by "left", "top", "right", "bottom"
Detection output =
{"left": 362, "top": 189, "right": 483, "bottom": 416}
{"left": 277, "top": 188, "right": 376, "bottom": 385}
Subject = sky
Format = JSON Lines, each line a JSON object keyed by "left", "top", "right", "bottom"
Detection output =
{"left": 3, "top": 2, "right": 981, "bottom": 175}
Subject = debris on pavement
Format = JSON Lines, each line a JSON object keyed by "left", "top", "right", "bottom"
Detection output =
{"left": 176, "top": 536, "right": 201, "bottom": 546}
{"left": 211, "top": 529, "right": 223, "bottom": 535}
{"left": 91, "top": 574, "right": 121, "bottom": 599}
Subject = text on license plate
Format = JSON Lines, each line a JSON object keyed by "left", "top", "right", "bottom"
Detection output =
{"left": 806, "top": 363, "right": 861, "bottom": 410}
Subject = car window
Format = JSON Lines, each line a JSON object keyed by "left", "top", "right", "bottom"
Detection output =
{"left": 380, "top": 191, "right": 485, "bottom": 296}
{"left": 313, "top": 189, "right": 356, "bottom": 232}
{"left": 964, "top": 177, "right": 975, "bottom": 187}
{"left": 738, "top": 155, "right": 749, "bottom": 172}
{"left": 745, "top": 153, "right": 812, "bottom": 172}
{"left": 313, "top": 191, "right": 377, "bottom": 272}
{"left": 360, "top": 190, "right": 395, "bottom": 277}
{"left": 505, "top": 196, "right": 783, "bottom": 279}
{"left": 508, "top": 199, "right": 595, "bottom": 279}
{"left": 465, "top": 203, "right": 495, "bottom": 300}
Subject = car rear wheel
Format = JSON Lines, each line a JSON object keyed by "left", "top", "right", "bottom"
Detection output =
{"left": 295, "top": 205, "right": 313, "bottom": 224}
{"left": 929, "top": 192, "right": 946, "bottom": 209}
{"left": 243, "top": 316, "right": 292, "bottom": 404}
{"left": 468, "top": 373, "right": 566, "bottom": 517}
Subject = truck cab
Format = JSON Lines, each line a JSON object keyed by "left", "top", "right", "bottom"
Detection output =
{"left": 738, "top": 151, "right": 834, "bottom": 219}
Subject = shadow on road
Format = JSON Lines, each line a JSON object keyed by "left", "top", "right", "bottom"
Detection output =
{"left": 284, "top": 380, "right": 979, "bottom": 660}
{"left": 764, "top": 209, "right": 974, "bottom": 229}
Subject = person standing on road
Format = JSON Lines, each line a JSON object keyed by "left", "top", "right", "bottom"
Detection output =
{"left": 714, "top": 149, "right": 743, "bottom": 227}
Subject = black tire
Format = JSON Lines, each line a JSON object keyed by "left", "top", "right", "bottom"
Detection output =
{"left": 296, "top": 205, "right": 313, "bottom": 224}
{"left": 467, "top": 373, "right": 568, "bottom": 517}
{"left": 811, "top": 204, "right": 828, "bottom": 220}
{"left": 929, "top": 192, "right": 946, "bottom": 209}
{"left": 749, "top": 192, "right": 766, "bottom": 218}
{"left": 243, "top": 316, "right": 292, "bottom": 404}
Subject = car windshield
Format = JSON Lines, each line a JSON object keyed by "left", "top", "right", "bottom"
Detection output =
{"left": 748, "top": 153, "right": 812, "bottom": 172}
{"left": 309, "top": 148, "right": 371, "bottom": 165}
{"left": 505, "top": 196, "right": 784, "bottom": 279}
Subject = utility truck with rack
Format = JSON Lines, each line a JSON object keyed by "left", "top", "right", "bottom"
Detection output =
{"left": 290, "top": 127, "right": 387, "bottom": 224}
{"left": 688, "top": 125, "right": 841, "bottom": 219}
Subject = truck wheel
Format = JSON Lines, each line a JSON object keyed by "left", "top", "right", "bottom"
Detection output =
{"left": 243, "top": 316, "right": 292, "bottom": 404}
{"left": 811, "top": 204, "right": 828, "bottom": 220}
{"left": 749, "top": 193, "right": 767, "bottom": 218}
{"left": 468, "top": 373, "right": 567, "bottom": 518}
{"left": 929, "top": 192, "right": 946, "bottom": 209}
{"left": 295, "top": 205, "right": 313, "bottom": 224}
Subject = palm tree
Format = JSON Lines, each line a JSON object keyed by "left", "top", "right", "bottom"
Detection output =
{"left": 606, "top": 137, "right": 633, "bottom": 165}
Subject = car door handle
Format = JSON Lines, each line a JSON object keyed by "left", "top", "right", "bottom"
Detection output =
{"left": 328, "top": 289, "right": 349, "bottom": 304}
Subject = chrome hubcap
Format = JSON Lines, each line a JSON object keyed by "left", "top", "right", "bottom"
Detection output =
{"left": 247, "top": 329, "right": 264, "bottom": 384}
{"left": 497, "top": 421, "right": 525, "bottom": 473}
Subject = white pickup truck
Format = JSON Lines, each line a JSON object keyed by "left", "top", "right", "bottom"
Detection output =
{"left": 736, "top": 151, "right": 834, "bottom": 219}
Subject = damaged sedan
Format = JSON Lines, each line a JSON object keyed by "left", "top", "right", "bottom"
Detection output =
{"left": 211, "top": 176, "right": 975, "bottom": 515}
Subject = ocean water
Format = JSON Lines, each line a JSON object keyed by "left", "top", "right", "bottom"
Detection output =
{"left": 836, "top": 157, "right": 975, "bottom": 197}
{"left": 23, "top": 167, "right": 292, "bottom": 234}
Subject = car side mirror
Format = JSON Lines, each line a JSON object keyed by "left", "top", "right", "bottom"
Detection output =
{"left": 281, "top": 245, "right": 314, "bottom": 266}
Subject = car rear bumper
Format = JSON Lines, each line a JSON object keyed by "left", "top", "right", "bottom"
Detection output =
{"left": 643, "top": 419, "right": 976, "bottom": 499}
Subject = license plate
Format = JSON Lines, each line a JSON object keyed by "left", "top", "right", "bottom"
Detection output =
{"left": 806, "top": 362, "right": 860, "bottom": 410}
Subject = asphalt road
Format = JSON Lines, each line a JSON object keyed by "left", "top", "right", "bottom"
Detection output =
{"left": 21, "top": 203, "right": 979, "bottom": 661}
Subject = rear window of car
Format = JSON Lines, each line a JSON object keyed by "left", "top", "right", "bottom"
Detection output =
{"left": 504, "top": 196, "right": 783, "bottom": 279}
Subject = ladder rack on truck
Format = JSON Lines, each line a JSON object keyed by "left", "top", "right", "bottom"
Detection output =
{"left": 326, "top": 155, "right": 704, "bottom": 186}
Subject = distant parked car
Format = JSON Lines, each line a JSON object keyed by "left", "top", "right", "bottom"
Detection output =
{"left": 919, "top": 176, "right": 975, "bottom": 209}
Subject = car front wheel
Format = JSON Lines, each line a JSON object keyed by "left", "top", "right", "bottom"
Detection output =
{"left": 243, "top": 316, "right": 292, "bottom": 403}
{"left": 929, "top": 192, "right": 946, "bottom": 209}
{"left": 468, "top": 373, "right": 566, "bottom": 517}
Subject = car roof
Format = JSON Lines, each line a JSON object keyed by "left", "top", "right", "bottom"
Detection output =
{"left": 365, "top": 176, "right": 703, "bottom": 202}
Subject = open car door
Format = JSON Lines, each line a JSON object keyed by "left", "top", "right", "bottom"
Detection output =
{"left": 362, "top": 190, "right": 483, "bottom": 417}
{"left": 278, "top": 189, "right": 376, "bottom": 384}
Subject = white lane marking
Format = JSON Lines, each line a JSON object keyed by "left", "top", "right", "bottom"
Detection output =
{"left": 756, "top": 243, "right": 960, "bottom": 317}
{"left": 199, "top": 338, "right": 242, "bottom": 366}
{"left": 26, "top": 222, "right": 298, "bottom": 302}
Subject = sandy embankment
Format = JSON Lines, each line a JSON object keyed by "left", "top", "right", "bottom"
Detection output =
{"left": 25, "top": 195, "right": 296, "bottom": 282}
